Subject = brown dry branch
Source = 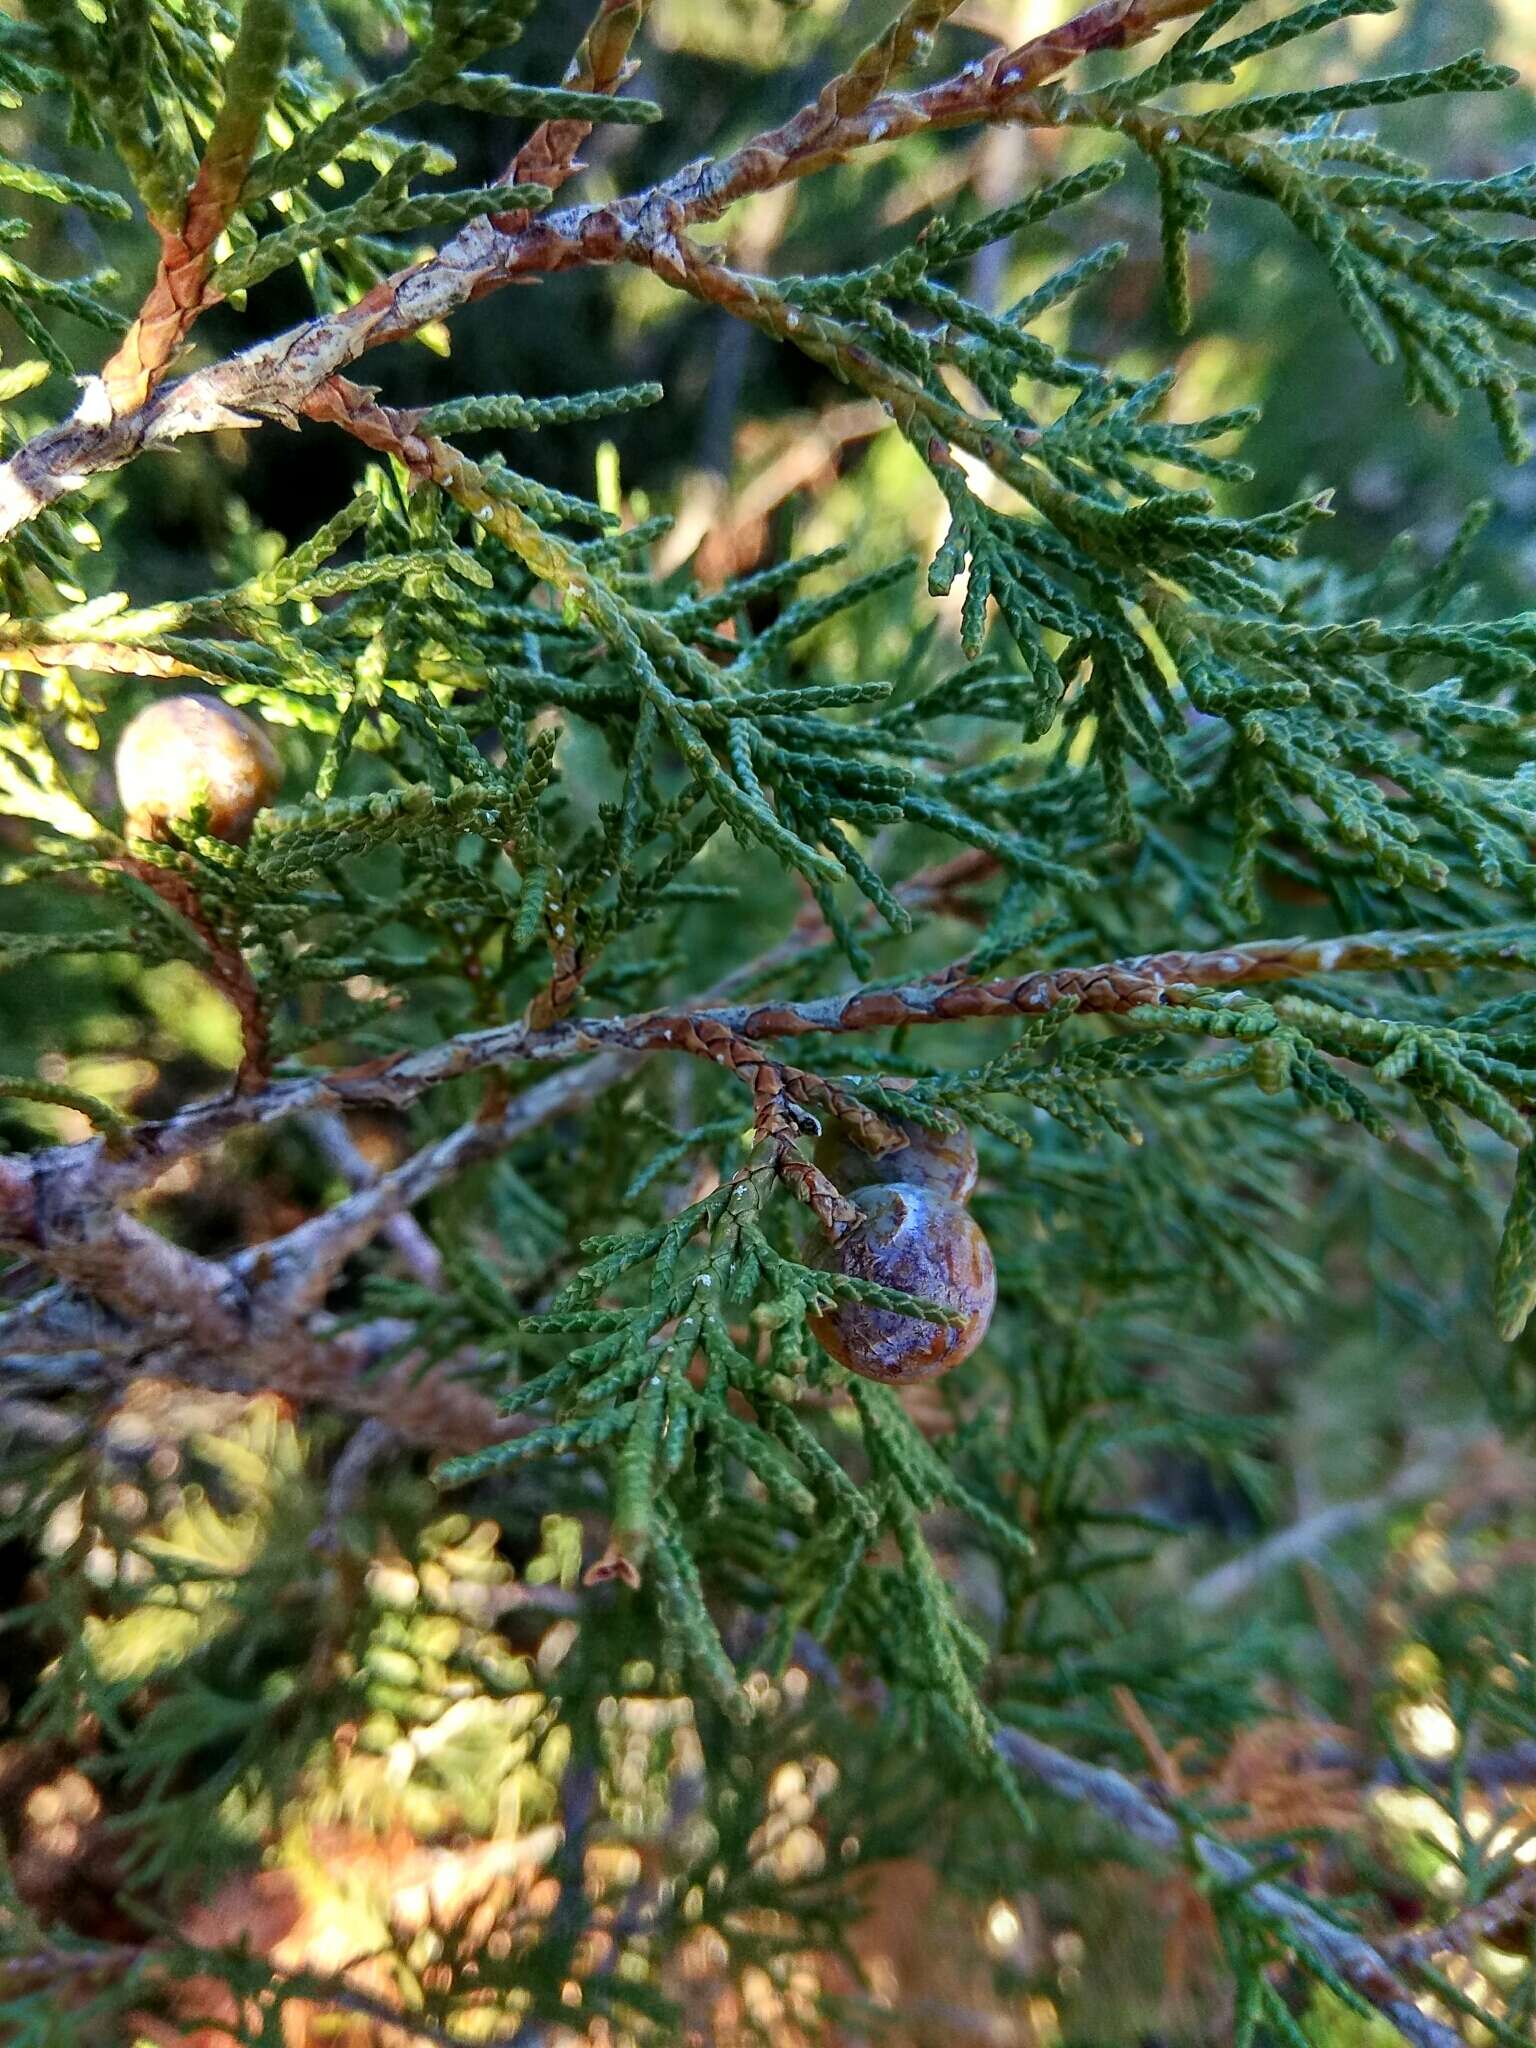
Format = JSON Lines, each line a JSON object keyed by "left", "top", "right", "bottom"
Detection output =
{"left": 1, "top": 1051, "right": 637, "bottom": 1451}
{"left": 0, "top": 0, "right": 1222, "bottom": 539}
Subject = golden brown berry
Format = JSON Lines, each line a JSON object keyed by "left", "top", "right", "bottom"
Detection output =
{"left": 115, "top": 694, "right": 281, "bottom": 846}
{"left": 815, "top": 1090, "right": 978, "bottom": 1204}
{"left": 809, "top": 1182, "right": 996, "bottom": 1384}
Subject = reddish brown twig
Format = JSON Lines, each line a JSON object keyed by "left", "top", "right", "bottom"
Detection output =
{"left": 503, "top": 0, "right": 653, "bottom": 216}
{"left": 108, "top": 854, "right": 269, "bottom": 1091}
{"left": 524, "top": 888, "right": 588, "bottom": 1032}
{"left": 648, "top": 1011, "right": 902, "bottom": 1232}
{"left": 99, "top": 0, "right": 291, "bottom": 413}
{"left": 0, "top": 0, "right": 1227, "bottom": 537}
{"left": 681, "top": 0, "right": 1208, "bottom": 225}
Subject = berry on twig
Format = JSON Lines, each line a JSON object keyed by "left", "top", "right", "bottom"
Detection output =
{"left": 816, "top": 1089, "right": 979, "bottom": 1204}
{"left": 810, "top": 1181, "right": 996, "bottom": 1384}
{"left": 115, "top": 694, "right": 281, "bottom": 847}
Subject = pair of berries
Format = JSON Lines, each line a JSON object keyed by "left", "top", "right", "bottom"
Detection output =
{"left": 809, "top": 1100, "right": 996, "bottom": 1386}
{"left": 111, "top": 698, "right": 997, "bottom": 1388}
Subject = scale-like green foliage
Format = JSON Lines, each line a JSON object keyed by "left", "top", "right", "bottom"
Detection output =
{"left": 3, "top": 1, "right": 1536, "bottom": 2042}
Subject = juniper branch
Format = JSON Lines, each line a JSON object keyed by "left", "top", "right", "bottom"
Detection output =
{"left": 0, "top": 0, "right": 1234, "bottom": 538}
{"left": 4, "top": 909, "right": 1508, "bottom": 1468}
{"left": 1, "top": 923, "right": 1524, "bottom": 1279}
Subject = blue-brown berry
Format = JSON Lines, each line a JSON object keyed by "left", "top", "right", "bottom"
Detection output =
{"left": 809, "top": 1182, "right": 996, "bottom": 1384}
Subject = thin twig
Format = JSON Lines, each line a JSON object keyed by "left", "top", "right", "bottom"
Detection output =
{"left": 1389, "top": 1868, "right": 1536, "bottom": 1969}
{"left": 505, "top": 0, "right": 653, "bottom": 205}
{"left": 995, "top": 1725, "right": 1463, "bottom": 2048}
{"left": 303, "top": 1111, "right": 444, "bottom": 1288}
{"left": 0, "top": 0, "right": 1226, "bottom": 538}
{"left": 1187, "top": 1437, "right": 1476, "bottom": 1614}
{"left": 309, "top": 1416, "right": 403, "bottom": 1555}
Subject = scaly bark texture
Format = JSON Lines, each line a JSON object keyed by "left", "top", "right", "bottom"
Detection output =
{"left": 0, "top": 0, "right": 1224, "bottom": 537}
{"left": 98, "top": 0, "right": 292, "bottom": 410}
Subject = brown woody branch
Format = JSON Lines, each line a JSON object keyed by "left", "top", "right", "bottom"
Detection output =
{"left": 0, "top": 924, "right": 1516, "bottom": 1273}
{"left": 0, "top": 0, "right": 1220, "bottom": 539}
{"left": 0, "top": 1050, "right": 639, "bottom": 1450}
{"left": 676, "top": 0, "right": 1207, "bottom": 224}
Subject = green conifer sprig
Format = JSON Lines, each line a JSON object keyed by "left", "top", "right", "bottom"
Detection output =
{"left": 5, "top": 3, "right": 1536, "bottom": 2040}
{"left": 1042, "top": 14, "right": 1535, "bottom": 438}
{"left": 209, "top": 172, "right": 552, "bottom": 297}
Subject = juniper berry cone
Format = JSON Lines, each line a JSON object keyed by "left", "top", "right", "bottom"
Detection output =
{"left": 810, "top": 1182, "right": 996, "bottom": 1384}
{"left": 116, "top": 694, "right": 281, "bottom": 847}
